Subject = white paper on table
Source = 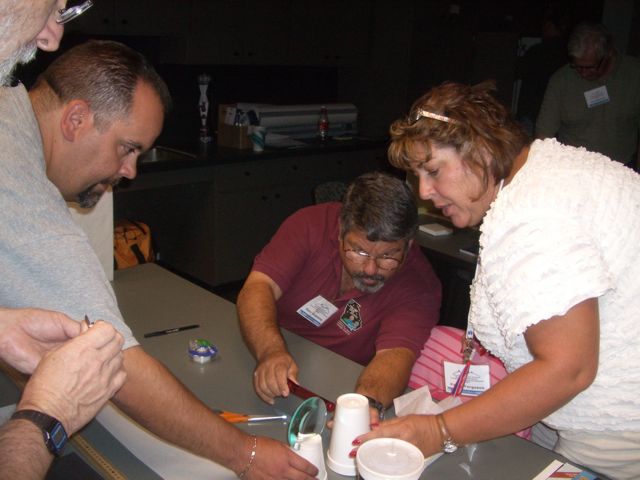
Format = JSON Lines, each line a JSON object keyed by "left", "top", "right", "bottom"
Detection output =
{"left": 97, "top": 403, "right": 236, "bottom": 479}
{"left": 392, "top": 386, "right": 475, "bottom": 467}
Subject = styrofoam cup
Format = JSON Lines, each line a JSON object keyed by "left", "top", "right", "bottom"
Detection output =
{"left": 291, "top": 433, "right": 327, "bottom": 480}
{"left": 326, "top": 393, "right": 370, "bottom": 476}
{"left": 356, "top": 438, "right": 426, "bottom": 480}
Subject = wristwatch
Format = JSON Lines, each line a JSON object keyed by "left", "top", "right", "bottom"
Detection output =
{"left": 364, "top": 395, "right": 386, "bottom": 421}
{"left": 11, "top": 409, "right": 68, "bottom": 456}
{"left": 435, "top": 414, "right": 458, "bottom": 453}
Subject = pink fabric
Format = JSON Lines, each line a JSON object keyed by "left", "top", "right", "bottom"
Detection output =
{"left": 252, "top": 203, "right": 441, "bottom": 365}
{"left": 409, "top": 326, "right": 532, "bottom": 440}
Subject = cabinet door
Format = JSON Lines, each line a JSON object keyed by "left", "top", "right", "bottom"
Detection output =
{"left": 65, "top": 0, "right": 189, "bottom": 36}
{"left": 289, "top": 0, "right": 372, "bottom": 66}
{"left": 188, "top": 0, "right": 290, "bottom": 65}
{"left": 65, "top": 0, "right": 115, "bottom": 35}
{"left": 114, "top": 181, "right": 217, "bottom": 285}
{"left": 115, "top": 1, "right": 190, "bottom": 36}
{"left": 213, "top": 184, "right": 315, "bottom": 284}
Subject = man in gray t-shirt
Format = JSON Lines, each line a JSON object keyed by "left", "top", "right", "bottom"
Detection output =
{"left": 0, "top": 4, "right": 127, "bottom": 478}
{"left": 0, "top": 40, "right": 317, "bottom": 479}
{"left": 536, "top": 22, "right": 640, "bottom": 167}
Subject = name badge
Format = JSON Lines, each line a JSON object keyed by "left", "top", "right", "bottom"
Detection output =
{"left": 584, "top": 85, "right": 609, "bottom": 108}
{"left": 297, "top": 295, "right": 338, "bottom": 327}
{"left": 443, "top": 361, "right": 491, "bottom": 396}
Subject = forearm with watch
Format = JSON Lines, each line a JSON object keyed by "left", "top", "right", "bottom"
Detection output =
{"left": 0, "top": 408, "right": 67, "bottom": 480}
{"left": 355, "top": 348, "right": 416, "bottom": 422}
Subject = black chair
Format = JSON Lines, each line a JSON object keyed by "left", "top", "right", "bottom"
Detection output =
{"left": 313, "top": 181, "right": 347, "bottom": 204}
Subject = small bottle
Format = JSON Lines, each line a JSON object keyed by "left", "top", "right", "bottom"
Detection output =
{"left": 318, "top": 105, "right": 329, "bottom": 141}
{"left": 197, "top": 73, "right": 212, "bottom": 143}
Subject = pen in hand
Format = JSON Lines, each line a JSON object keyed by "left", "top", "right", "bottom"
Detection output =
{"left": 144, "top": 324, "right": 200, "bottom": 338}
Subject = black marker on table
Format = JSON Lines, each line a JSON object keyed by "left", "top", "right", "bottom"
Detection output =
{"left": 144, "top": 324, "right": 200, "bottom": 338}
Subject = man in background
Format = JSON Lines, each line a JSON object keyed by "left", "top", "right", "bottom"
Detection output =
{"left": 536, "top": 22, "right": 640, "bottom": 168}
{"left": 0, "top": 2, "right": 127, "bottom": 479}
{"left": 238, "top": 172, "right": 441, "bottom": 420}
{"left": 0, "top": 34, "right": 316, "bottom": 480}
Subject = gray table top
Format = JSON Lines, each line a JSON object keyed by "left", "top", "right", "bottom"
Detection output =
{"left": 0, "top": 263, "right": 575, "bottom": 479}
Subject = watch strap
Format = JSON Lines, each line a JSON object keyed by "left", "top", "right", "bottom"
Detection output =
{"left": 435, "top": 413, "right": 458, "bottom": 453}
{"left": 363, "top": 395, "right": 386, "bottom": 420}
{"left": 11, "top": 409, "right": 68, "bottom": 456}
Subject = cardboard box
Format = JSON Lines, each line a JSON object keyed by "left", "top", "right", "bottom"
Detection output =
{"left": 217, "top": 104, "right": 252, "bottom": 149}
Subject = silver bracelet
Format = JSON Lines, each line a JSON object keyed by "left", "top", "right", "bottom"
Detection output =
{"left": 238, "top": 435, "right": 257, "bottom": 479}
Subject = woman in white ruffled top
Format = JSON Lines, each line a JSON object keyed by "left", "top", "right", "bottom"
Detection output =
{"left": 355, "top": 81, "right": 640, "bottom": 479}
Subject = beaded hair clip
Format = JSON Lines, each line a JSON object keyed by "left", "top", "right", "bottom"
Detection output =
{"left": 411, "top": 108, "right": 460, "bottom": 125}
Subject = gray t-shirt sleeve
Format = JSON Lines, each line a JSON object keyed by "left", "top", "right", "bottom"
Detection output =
{"left": 0, "top": 85, "right": 137, "bottom": 349}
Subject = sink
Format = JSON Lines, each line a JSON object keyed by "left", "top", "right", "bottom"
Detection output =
{"left": 138, "top": 146, "right": 197, "bottom": 164}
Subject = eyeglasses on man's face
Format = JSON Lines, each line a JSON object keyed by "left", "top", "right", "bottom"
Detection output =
{"left": 343, "top": 248, "right": 404, "bottom": 271}
{"left": 569, "top": 55, "right": 605, "bottom": 73}
{"left": 57, "top": 0, "right": 93, "bottom": 25}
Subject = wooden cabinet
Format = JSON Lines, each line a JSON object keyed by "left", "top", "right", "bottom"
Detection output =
{"left": 289, "top": 0, "right": 372, "bottom": 66}
{"left": 114, "top": 146, "right": 387, "bottom": 287}
{"left": 209, "top": 148, "right": 387, "bottom": 284}
{"left": 67, "top": 0, "right": 373, "bottom": 67}
{"left": 187, "top": 0, "right": 291, "bottom": 65}
{"left": 416, "top": 220, "right": 479, "bottom": 329}
{"left": 423, "top": 253, "right": 474, "bottom": 330}
{"left": 65, "top": 0, "right": 189, "bottom": 36}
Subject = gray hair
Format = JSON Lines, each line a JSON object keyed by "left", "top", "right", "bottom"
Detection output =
{"left": 568, "top": 22, "right": 611, "bottom": 59}
{"left": 33, "top": 40, "right": 171, "bottom": 131}
{"left": 340, "top": 172, "right": 418, "bottom": 243}
{"left": 0, "top": 0, "right": 51, "bottom": 85}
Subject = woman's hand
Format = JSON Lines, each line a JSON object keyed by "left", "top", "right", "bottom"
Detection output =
{"left": 352, "top": 414, "right": 443, "bottom": 458}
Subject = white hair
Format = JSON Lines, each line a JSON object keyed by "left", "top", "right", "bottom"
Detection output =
{"left": 568, "top": 23, "right": 611, "bottom": 59}
{"left": 0, "top": 41, "right": 37, "bottom": 86}
{"left": 0, "top": 0, "right": 56, "bottom": 85}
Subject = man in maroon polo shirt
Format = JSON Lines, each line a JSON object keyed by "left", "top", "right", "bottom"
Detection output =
{"left": 238, "top": 172, "right": 441, "bottom": 420}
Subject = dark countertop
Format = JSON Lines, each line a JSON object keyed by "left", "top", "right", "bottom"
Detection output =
{"left": 417, "top": 214, "right": 480, "bottom": 268}
{"left": 136, "top": 135, "right": 389, "bottom": 174}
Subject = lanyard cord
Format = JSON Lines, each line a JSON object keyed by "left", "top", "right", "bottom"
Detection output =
{"left": 463, "top": 178, "right": 505, "bottom": 361}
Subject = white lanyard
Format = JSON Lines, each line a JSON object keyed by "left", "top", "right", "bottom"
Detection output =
{"left": 463, "top": 177, "right": 504, "bottom": 359}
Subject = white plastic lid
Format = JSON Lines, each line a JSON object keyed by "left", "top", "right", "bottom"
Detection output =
{"left": 356, "top": 438, "right": 425, "bottom": 480}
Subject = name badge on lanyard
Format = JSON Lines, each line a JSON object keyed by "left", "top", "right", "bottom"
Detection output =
{"left": 297, "top": 295, "right": 338, "bottom": 327}
{"left": 584, "top": 85, "right": 609, "bottom": 108}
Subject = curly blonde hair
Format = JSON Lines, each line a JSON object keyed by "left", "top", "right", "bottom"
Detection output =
{"left": 389, "top": 81, "right": 529, "bottom": 191}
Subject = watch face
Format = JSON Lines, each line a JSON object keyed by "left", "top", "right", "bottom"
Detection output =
{"left": 50, "top": 423, "right": 68, "bottom": 450}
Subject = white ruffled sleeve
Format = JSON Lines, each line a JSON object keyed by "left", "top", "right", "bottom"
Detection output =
{"left": 480, "top": 215, "right": 613, "bottom": 349}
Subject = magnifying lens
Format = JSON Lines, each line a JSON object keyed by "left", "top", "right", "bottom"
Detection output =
{"left": 287, "top": 397, "right": 327, "bottom": 449}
